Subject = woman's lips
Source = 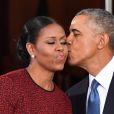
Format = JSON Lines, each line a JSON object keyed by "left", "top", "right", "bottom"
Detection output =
{"left": 56, "top": 53, "right": 66, "bottom": 61}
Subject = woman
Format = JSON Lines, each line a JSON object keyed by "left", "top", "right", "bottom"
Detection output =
{"left": 0, "top": 16, "right": 72, "bottom": 114}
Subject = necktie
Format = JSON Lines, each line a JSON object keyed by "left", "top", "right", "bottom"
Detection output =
{"left": 87, "top": 79, "right": 100, "bottom": 114}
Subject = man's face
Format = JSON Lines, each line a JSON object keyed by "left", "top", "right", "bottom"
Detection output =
{"left": 67, "top": 15, "right": 100, "bottom": 68}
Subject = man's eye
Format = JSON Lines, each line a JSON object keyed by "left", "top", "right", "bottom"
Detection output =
{"left": 74, "top": 33, "right": 80, "bottom": 37}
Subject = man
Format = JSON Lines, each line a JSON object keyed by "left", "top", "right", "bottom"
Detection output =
{"left": 66, "top": 8, "right": 114, "bottom": 114}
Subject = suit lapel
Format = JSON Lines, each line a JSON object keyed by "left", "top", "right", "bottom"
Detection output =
{"left": 103, "top": 74, "right": 114, "bottom": 114}
{"left": 72, "top": 77, "right": 89, "bottom": 114}
{"left": 67, "top": 76, "right": 89, "bottom": 114}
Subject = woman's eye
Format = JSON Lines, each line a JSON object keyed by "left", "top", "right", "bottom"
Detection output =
{"left": 60, "top": 39, "right": 68, "bottom": 45}
{"left": 61, "top": 41, "right": 67, "bottom": 45}
{"left": 47, "top": 42, "right": 55, "bottom": 44}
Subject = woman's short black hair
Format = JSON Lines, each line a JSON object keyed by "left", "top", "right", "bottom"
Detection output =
{"left": 17, "top": 16, "right": 57, "bottom": 66}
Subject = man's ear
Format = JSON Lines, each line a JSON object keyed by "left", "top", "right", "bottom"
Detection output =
{"left": 26, "top": 42, "right": 35, "bottom": 58}
{"left": 97, "top": 33, "right": 109, "bottom": 49}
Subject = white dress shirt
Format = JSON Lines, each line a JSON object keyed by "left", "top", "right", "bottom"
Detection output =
{"left": 86, "top": 56, "right": 114, "bottom": 114}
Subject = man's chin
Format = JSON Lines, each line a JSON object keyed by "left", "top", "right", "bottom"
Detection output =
{"left": 67, "top": 60, "right": 76, "bottom": 66}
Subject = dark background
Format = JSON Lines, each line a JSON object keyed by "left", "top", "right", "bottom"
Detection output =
{"left": 0, "top": 0, "right": 113, "bottom": 91}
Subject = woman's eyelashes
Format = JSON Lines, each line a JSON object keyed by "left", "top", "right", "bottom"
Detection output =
{"left": 46, "top": 39, "right": 67, "bottom": 45}
{"left": 60, "top": 40, "right": 67, "bottom": 45}
{"left": 46, "top": 41, "right": 55, "bottom": 44}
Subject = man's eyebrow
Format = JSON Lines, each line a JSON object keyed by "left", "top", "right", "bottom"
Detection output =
{"left": 70, "top": 28, "right": 81, "bottom": 33}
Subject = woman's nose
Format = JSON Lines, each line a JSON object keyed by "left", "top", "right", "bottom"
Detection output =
{"left": 55, "top": 43, "right": 64, "bottom": 51}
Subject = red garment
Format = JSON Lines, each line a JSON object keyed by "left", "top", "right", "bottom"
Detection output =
{"left": 0, "top": 69, "right": 72, "bottom": 114}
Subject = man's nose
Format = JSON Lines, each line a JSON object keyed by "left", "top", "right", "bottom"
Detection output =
{"left": 67, "top": 34, "right": 72, "bottom": 45}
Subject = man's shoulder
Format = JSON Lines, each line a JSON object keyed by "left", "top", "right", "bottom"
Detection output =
{"left": 66, "top": 77, "right": 89, "bottom": 96}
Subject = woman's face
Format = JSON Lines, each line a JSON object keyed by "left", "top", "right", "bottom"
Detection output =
{"left": 32, "top": 23, "right": 68, "bottom": 72}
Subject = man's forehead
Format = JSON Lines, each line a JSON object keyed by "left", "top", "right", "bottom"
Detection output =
{"left": 69, "top": 15, "right": 92, "bottom": 31}
{"left": 71, "top": 16, "right": 77, "bottom": 25}
{"left": 71, "top": 15, "right": 91, "bottom": 27}
{"left": 70, "top": 16, "right": 77, "bottom": 30}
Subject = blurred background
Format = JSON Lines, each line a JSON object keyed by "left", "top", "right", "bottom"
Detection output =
{"left": 0, "top": 0, "right": 113, "bottom": 91}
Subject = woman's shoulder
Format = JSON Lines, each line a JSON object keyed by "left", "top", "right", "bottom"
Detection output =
{"left": 0, "top": 68, "right": 27, "bottom": 91}
{"left": 55, "top": 84, "right": 69, "bottom": 98}
{"left": 0, "top": 68, "right": 25, "bottom": 78}
{"left": 0, "top": 68, "right": 27, "bottom": 106}
{"left": 0, "top": 68, "right": 26, "bottom": 85}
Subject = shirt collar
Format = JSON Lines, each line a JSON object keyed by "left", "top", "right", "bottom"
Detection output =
{"left": 89, "top": 56, "right": 114, "bottom": 90}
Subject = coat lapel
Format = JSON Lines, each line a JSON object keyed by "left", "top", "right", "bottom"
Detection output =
{"left": 103, "top": 74, "right": 114, "bottom": 114}
{"left": 69, "top": 77, "right": 89, "bottom": 114}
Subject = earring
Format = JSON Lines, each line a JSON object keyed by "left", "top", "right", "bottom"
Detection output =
{"left": 31, "top": 55, "right": 35, "bottom": 58}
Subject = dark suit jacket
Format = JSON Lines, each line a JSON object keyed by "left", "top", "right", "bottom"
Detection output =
{"left": 66, "top": 75, "right": 114, "bottom": 114}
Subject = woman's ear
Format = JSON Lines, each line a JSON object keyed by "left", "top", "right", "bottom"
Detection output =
{"left": 97, "top": 33, "right": 109, "bottom": 49}
{"left": 26, "top": 42, "right": 35, "bottom": 58}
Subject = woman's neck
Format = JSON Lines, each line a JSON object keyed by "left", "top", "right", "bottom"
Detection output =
{"left": 26, "top": 64, "right": 54, "bottom": 91}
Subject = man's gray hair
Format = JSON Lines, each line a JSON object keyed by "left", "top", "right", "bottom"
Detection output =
{"left": 76, "top": 8, "right": 114, "bottom": 49}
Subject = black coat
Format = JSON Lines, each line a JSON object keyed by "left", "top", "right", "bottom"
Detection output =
{"left": 66, "top": 75, "right": 114, "bottom": 114}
